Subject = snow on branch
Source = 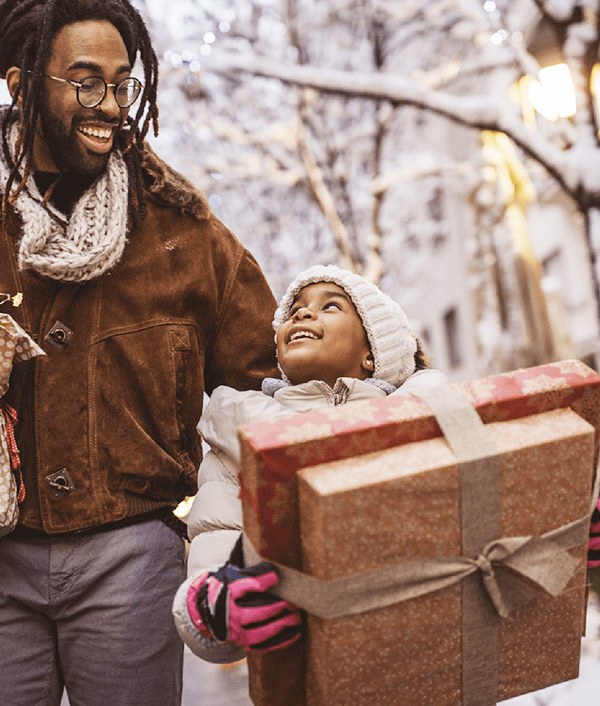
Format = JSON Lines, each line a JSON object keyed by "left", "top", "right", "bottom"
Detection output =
{"left": 296, "top": 99, "right": 359, "bottom": 271}
{"left": 532, "top": 0, "right": 580, "bottom": 24}
{"left": 199, "top": 50, "right": 575, "bottom": 197}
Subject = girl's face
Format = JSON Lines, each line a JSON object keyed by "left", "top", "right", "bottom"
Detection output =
{"left": 276, "top": 282, "right": 373, "bottom": 388}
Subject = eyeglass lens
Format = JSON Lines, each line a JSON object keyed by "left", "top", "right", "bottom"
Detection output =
{"left": 78, "top": 77, "right": 142, "bottom": 108}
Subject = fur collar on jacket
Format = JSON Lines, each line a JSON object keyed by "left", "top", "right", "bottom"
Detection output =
{"left": 141, "top": 142, "right": 210, "bottom": 222}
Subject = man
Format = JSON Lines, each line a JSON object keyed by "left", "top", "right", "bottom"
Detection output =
{"left": 0, "top": 1, "right": 277, "bottom": 704}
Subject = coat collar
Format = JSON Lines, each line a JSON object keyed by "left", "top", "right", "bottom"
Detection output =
{"left": 141, "top": 142, "right": 211, "bottom": 222}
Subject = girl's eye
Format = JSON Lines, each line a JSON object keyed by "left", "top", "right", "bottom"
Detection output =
{"left": 323, "top": 301, "right": 341, "bottom": 311}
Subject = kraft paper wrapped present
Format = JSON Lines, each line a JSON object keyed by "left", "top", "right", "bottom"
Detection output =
{"left": 0, "top": 312, "right": 46, "bottom": 535}
{"left": 238, "top": 360, "right": 600, "bottom": 706}
{"left": 296, "top": 405, "right": 593, "bottom": 705}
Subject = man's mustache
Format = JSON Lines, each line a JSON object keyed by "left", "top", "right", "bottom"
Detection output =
{"left": 73, "top": 116, "right": 121, "bottom": 128}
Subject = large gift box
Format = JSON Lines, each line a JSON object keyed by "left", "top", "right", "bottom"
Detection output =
{"left": 238, "top": 360, "right": 600, "bottom": 706}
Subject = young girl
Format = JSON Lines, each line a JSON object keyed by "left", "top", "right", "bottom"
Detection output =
{"left": 172, "top": 264, "right": 447, "bottom": 662}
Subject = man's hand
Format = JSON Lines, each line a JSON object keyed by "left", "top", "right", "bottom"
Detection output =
{"left": 187, "top": 562, "right": 302, "bottom": 653}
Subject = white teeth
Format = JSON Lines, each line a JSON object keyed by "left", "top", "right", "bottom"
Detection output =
{"left": 290, "top": 330, "right": 318, "bottom": 342}
{"left": 78, "top": 126, "right": 113, "bottom": 139}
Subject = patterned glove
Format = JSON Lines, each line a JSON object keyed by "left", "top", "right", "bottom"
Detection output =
{"left": 186, "top": 561, "right": 302, "bottom": 653}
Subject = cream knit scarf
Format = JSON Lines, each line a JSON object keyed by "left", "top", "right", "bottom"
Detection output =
{"left": 0, "top": 110, "right": 129, "bottom": 282}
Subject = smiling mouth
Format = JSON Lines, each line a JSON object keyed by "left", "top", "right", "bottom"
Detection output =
{"left": 76, "top": 123, "right": 116, "bottom": 151}
{"left": 289, "top": 330, "right": 320, "bottom": 343}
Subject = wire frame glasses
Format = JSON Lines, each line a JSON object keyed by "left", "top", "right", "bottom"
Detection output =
{"left": 43, "top": 74, "right": 143, "bottom": 109}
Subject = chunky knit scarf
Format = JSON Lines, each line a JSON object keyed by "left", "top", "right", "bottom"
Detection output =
{"left": 0, "top": 110, "right": 129, "bottom": 282}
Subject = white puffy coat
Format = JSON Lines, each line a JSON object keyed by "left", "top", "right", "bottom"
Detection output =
{"left": 172, "top": 369, "right": 447, "bottom": 662}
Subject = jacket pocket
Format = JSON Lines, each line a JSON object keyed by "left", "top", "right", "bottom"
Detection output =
{"left": 93, "top": 322, "right": 203, "bottom": 500}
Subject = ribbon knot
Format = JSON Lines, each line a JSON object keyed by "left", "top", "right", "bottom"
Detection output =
{"left": 474, "top": 554, "right": 494, "bottom": 576}
{"left": 472, "top": 542, "right": 512, "bottom": 618}
{"left": 471, "top": 550, "right": 511, "bottom": 618}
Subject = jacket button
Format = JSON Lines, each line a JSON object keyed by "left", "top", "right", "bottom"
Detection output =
{"left": 46, "top": 468, "right": 75, "bottom": 497}
{"left": 45, "top": 320, "right": 73, "bottom": 349}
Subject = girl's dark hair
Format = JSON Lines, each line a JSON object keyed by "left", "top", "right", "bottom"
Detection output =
{"left": 414, "top": 339, "right": 431, "bottom": 370}
{"left": 0, "top": 0, "right": 159, "bottom": 226}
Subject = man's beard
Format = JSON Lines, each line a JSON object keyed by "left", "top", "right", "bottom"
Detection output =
{"left": 37, "top": 96, "right": 119, "bottom": 178}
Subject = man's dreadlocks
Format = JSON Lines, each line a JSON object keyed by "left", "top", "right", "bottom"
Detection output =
{"left": 0, "top": 0, "right": 159, "bottom": 227}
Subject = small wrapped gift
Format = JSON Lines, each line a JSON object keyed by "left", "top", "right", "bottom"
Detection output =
{"left": 239, "top": 360, "right": 600, "bottom": 706}
{"left": 0, "top": 312, "right": 46, "bottom": 536}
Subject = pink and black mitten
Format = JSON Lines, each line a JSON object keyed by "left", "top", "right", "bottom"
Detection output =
{"left": 186, "top": 561, "right": 302, "bottom": 653}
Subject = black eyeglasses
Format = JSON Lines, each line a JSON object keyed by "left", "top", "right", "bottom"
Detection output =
{"left": 42, "top": 74, "right": 143, "bottom": 108}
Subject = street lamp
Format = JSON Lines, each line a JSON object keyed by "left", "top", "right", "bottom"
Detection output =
{"left": 527, "top": 63, "right": 577, "bottom": 121}
{"left": 519, "top": 15, "right": 599, "bottom": 125}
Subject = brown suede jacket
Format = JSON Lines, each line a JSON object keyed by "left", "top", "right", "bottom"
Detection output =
{"left": 0, "top": 146, "right": 277, "bottom": 533}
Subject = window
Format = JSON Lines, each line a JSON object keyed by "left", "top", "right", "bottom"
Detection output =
{"left": 443, "top": 306, "right": 462, "bottom": 368}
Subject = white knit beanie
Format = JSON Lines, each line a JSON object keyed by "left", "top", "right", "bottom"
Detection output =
{"left": 273, "top": 265, "right": 417, "bottom": 387}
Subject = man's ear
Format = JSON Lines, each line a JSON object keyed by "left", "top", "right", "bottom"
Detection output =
{"left": 5, "top": 67, "right": 22, "bottom": 103}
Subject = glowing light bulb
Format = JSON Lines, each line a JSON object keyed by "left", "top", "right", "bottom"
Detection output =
{"left": 529, "top": 63, "right": 576, "bottom": 120}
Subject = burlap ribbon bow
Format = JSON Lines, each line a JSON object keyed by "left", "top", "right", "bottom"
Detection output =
{"left": 243, "top": 517, "right": 586, "bottom": 622}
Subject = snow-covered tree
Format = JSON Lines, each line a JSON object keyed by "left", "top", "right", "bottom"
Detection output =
{"left": 137, "top": 0, "right": 600, "bottom": 375}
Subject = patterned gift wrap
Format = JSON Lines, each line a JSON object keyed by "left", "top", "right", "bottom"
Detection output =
{"left": 0, "top": 313, "right": 46, "bottom": 536}
{"left": 239, "top": 360, "right": 600, "bottom": 706}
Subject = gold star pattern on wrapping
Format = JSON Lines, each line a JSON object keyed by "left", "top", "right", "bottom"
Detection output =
{"left": 554, "top": 359, "right": 595, "bottom": 378}
{"left": 519, "top": 374, "right": 575, "bottom": 414}
{"left": 277, "top": 420, "right": 333, "bottom": 445}
{"left": 459, "top": 376, "right": 498, "bottom": 403}
{"left": 317, "top": 399, "right": 381, "bottom": 426}
{"left": 279, "top": 425, "right": 399, "bottom": 471}
{"left": 239, "top": 415, "right": 303, "bottom": 450}
{"left": 520, "top": 373, "right": 569, "bottom": 395}
{"left": 384, "top": 394, "right": 427, "bottom": 421}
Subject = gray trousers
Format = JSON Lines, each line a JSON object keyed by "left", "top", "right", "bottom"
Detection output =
{"left": 0, "top": 518, "right": 186, "bottom": 706}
